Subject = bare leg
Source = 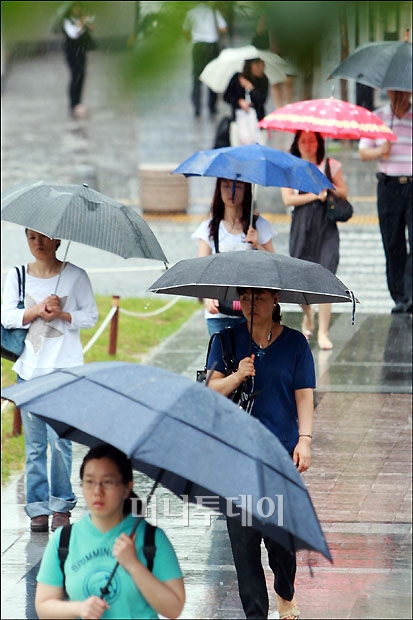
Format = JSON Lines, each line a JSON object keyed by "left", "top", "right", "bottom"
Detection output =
{"left": 271, "top": 82, "right": 283, "bottom": 108}
{"left": 301, "top": 304, "right": 314, "bottom": 339}
{"left": 283, "top": 75, "right": 294, "bottom": 104}
{"left": 318, "top": 303, "right": 333, "bottom": 349}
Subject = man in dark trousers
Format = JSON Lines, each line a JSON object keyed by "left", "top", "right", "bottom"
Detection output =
{"left": 183, "top": 1, "right": 227, "bottom": 118}
{"left": 359, "top": 90, "right": 412, "bottom": 314}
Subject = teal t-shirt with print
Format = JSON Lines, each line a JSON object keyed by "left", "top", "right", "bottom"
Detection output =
{"left": 36, "top": 513, "right": 183, "bottom": 619}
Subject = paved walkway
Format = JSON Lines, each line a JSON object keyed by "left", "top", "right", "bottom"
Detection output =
{"left": 1, "top": 309, "right": 412, "bottom": 619}
{"left": 1, "top": 37, "right": 412, "bottom": 620}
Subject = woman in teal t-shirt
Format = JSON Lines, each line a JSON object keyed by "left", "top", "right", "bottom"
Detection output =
{"left": 35, "top": 445, "right": 185, "bottom": 619}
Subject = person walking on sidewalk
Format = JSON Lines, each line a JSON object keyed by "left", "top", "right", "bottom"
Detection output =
{"left": 359, "top": 89, "right": 412, "bottom": 315}
{"left": 183, "top": 1, "right": 227, "bottom": 118}
{"left": 60, "top": 1, "right": 96, "bottom": 118}
{"left": 223, "top": 57, "right": 269, "bottom": 145}
{"left": 1, "top": 229, "right": 98, "bottom": 533}
{"left": 192, "top": 177, "right": 276, "bottom": 336}
{"left": 206, "top": 288, "right": 315, "bottom": 620}
{"left": 35, "top": 445, "right": 185, "bottom": 619}
{"left": 280, "top": 130, "right": 349, "bottom": 350}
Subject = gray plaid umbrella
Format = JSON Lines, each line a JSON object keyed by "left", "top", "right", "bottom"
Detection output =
{"left": 1, "top": 180, "right": 168, "bottom": 264}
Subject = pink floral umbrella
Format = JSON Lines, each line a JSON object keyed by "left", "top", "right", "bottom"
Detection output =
{"left": 259, "top": 97, "right": 397, "bottom": 141}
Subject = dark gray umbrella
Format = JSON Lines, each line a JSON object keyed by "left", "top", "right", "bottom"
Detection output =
{"left": 1, "top": 361, "right": 331, "bottom": 562}
{"left": 1, "top": 180, "right": 168, "bottom": 264}
{"left": 328, "top": 39, "right": 412, "bottom": 92}
{"left": 148, "top": 251, "right": 358, "bottom": 311}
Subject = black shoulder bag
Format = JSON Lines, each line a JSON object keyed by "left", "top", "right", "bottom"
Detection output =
{"left": 324, "top": 158, "right": 354, "bottom": 223}
{"left": 196, "top": 327, "right": 257, "bottom": 413}
{"left": 1, "top": 265, "right": 27, "bottom": 362}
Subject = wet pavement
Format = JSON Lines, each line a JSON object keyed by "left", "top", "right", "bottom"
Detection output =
{"left": 1, "top": 36, "right": 412, "bottom": 620}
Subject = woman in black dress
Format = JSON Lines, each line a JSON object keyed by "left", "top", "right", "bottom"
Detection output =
{"left": 281, "top": 131, "right": 348, "bottom": 350}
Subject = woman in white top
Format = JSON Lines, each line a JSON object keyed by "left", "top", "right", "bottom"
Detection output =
{"left": 281, "top": 130, "right": 348, "bottom": 350}
{"left": 1, "top": 229, "right": 98, "bottom": 533}
{"left": 192, "top": 177, "right": 276, "bottom": 336}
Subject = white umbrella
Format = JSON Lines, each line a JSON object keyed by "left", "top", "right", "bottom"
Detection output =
{"left": 200, "top": 45, "right": 288, "bottom": 93}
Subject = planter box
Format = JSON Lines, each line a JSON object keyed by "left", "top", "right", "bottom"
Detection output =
{"left": 138, "top": 164, "right": 188, "bottom": 213}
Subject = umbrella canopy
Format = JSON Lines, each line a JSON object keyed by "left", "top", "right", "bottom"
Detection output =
{"left": 258, "top": 97, "right": 398, "bottom": 141}
{"left": 1, "top": 361, "right": 331, "bottom": 561}
{"left": 328, "top": 40, "right": 413, "bottom": 92}
{"left": 1, "top": 180, "right": 168, "bottom": 264}
{"left": 148, "top": 251, "right": 358, "bottom": 308}
{"left": 172, "top": 144, "right": 334, "bottom": 193}
{"left": 200, "top": 45, "right": 288, "bottom": 93}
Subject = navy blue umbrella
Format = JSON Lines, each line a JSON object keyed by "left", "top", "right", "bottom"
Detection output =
{"left": 172, "top": 143, "right": 334, "bottom": 194}
{"left": 2, "top": 361, "right": 331, "bottom": 562}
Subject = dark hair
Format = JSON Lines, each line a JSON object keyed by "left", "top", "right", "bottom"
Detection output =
{"left": 290, "top": 130, "right": 325, "bottom": 165}
{"left": 208, "top": 178, "right": 256, "bottom": 242}
{"left": 80, "top": 444, "right": 139, "bottom": 516}
{"left": 236, "top": 287, "right": 282, "bottom": 323}
{"left": 242, "top": 58, "right": 263, "bottom": 81}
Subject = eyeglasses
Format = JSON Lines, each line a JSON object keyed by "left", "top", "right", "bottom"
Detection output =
{"left": 80, "top": 479, "right": 123, "bottom": 491}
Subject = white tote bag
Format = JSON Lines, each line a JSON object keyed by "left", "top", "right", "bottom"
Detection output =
{"left": 230, "top": 108, "right": 262, "bottom": 145}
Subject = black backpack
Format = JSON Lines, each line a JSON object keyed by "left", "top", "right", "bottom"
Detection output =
{"left": 58, "top": 520, "right": 157, "bottom": 596}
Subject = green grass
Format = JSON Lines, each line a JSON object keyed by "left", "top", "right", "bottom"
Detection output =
{"left": 1, "top": 295, "right": 200, "bottom": 485}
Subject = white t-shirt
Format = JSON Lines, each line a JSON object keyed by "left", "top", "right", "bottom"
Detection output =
{"left": 183, "top": 4, "right": 227, "bottom": 43}
{"left": 2, "top": 262, "right": 98, "bottom": 380}
{"left": 191, "top": 215, "right": 276, "bottom": 318}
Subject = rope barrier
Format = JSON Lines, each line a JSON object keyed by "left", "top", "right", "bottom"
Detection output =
{"left": 81, "top": 298, "right": 180, "bottom": 354}
{"left": 119, "top": 297, "right": 179, "bottom": 318}
{"left": 82, "top": 306, "right": 117, "bottom": 354}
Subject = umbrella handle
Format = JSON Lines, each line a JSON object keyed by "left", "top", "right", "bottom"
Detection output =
{"left": 100, "top": 476, "right": 160, "bottom": 599}
{"left": 54, "top": 241, "right": 71, "bottom": 295}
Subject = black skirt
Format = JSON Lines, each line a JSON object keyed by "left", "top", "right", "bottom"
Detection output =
{"left": 289, "top": 199, "right": 339, "bottom": 274}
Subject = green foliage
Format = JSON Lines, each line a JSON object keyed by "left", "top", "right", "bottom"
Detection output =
{"left": 1, "top": 403, "right": 26, "bottom": 484}
{"left": 1, "top": 295, "right": 200, "bottom": 484}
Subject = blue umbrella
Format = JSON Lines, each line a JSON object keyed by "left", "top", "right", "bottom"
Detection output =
{"left": 2, "top": 361, "right": 331, "bottom": 562}
{"left": 171, "top": 143, "right": 334, "bottom": 194}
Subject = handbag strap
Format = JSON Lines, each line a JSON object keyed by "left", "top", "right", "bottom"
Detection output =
{"left": 213, "top": 228, "right": 220, "bottom": 254}
{"left": 15, "top": 265, "right": 25, "bottom": 304}
{"left": 324, "top": 158, "right": 333, "bottom": 183}
{"left": 205, "top": 328, "right": 237, "bottom": 374}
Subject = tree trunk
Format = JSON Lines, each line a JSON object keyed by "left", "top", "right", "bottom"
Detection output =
{"left": 338, "top": 3, "right": 349, "bottom": 101}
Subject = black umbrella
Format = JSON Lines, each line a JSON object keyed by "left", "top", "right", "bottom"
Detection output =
{"left": 1, "top": 180, "right": 168, "bottom": 264}
{"left": 328, "top": 38, "right": 412, "bottom": 92}
{"left": 1, "top": 361, "right": 331, "bottom": 563}
{"left": 148, "top": 250, "right": 358, "bottom": 311}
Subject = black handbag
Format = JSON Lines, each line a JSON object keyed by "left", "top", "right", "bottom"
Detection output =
{"left": 325, "top": 192, "right": 354, "bottom": 223}
{"left": 213, "top": 116, "right": 231, "bottom": 149}
{"left": 324, "top": 158, "right": 354, "bottom": 223}
{"left": 196, "top": 328, "right": 257, "bottom": 413}
{"left": 1, "top": 266, "right": 27, "bottom": 362}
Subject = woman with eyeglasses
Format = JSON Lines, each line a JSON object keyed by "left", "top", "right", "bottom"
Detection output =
{"left": 192, "top": 177, "right": 276, "bottom": 336}
{"left": 206, "top": 287, "right": 315, "bottom": 620}
{"left": 35, "top": 445, "right": 185, "bottom": 619}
